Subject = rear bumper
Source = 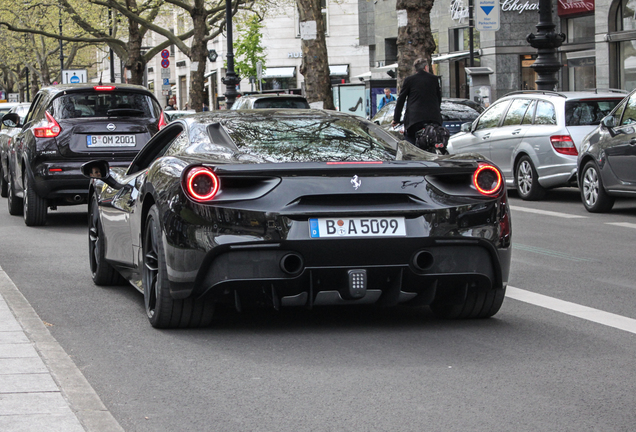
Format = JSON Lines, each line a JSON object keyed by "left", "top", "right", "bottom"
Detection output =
{"left": 30, "top": 159, "right": 131, "bottom": 203}
{"left": 177, "top": 238, "right": 510, "bottom": 307}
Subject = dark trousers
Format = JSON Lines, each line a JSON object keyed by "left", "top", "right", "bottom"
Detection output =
{"left": 405, "top": 121, "right": 428, "bottom": 144}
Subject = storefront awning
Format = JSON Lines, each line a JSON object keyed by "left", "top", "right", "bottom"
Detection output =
{"left": 204, "top": 70, "right": 217, "bottom": 78}
{"left": 329, "top": 64, "right": 349, "bottom": 76}
{"left": 353, "top": 71, "right": 372, "bottom": 79}
{"left": 374, "top": 63, "right": 397, "bottom": 72}
{"left": 262, "top": 67, "right": 296, "bottom": 79}
{"left": 432, "top": 51, "right": 473, "bottom": 62}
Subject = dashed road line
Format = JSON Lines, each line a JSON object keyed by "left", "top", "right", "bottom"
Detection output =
{"left": 605, "top": 222, "right": 636, "bottom": 229}
{"left": 506, "top": 286, "right": 636, "bottom": 335}
{"left": 514, "top": 244, "right": 594, "bottom": 262}
{"left": 509, "top": 205, "right": 588, "bottom": 219}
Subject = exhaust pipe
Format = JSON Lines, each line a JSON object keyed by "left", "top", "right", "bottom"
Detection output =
{"left": 73, "top": 195, "right": 83, "bottom": 202}
{"left": 411, "top": 250, "right": 434, "bottom": 272}
{"left": 280, "top": 253, "right": 304, "bottom": 276}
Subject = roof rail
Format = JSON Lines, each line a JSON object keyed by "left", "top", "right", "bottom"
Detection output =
{"left": 583, "top": 88, "right": 628, "bottom": 94}
{"left": 504, "top": 90, "right": 568, "bottom": 98}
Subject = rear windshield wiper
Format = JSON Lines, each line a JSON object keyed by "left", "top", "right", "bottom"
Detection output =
{"left": 106, "top": 108, "right": 146, "bottom": 117}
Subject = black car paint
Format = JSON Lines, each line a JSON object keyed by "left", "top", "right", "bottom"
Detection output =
{"left": 87, "top": 111, "right": 511, "bottom": 323}
{"left": 6, "top": 84, "right": 161, "bottom": 211}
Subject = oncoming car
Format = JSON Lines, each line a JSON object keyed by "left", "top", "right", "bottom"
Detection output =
{"left": 82, "top": 109, "right": 511, "bottom": 328}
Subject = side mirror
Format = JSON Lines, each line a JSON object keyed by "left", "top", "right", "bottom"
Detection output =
{"left": 2, "top": 113, "right": 21, "bottom": 128}
{"left": 460, "top": 122, "right": 473, "bottom": 133}
{"left": 601, "top": 115, "right": 616, "bottom": 129}
{"left": 81, "top": 160, "right": 124, "bottom": 189}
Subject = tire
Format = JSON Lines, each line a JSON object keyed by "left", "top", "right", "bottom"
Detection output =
{"left": 580, "top": 161, "right": 615, "bottom": 213}
{"left": 515, "top": 155, "right": 546, "bottom": 200}
{"left": 0, "top": 164, "right": 7, "bottom": 198}
{"left": 23, "top": 173, "right": 47, "bottom": 226}
{"left": 143, "top": 205, "right": 214, "bottom": 329}
{"left": 430, "top": 284, "right": 506, "bottom": 319}
{"left": 7, "top": 171, "right": 22, "bottom": 216}
{"left": 89, "top": 197, "right": 126, "bottom": 285}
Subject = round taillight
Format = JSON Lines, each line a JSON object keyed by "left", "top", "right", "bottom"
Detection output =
{"left": 185, "top": 167, "right": 220, "bottom": 201}
{"left": 473, "top": 163, "right": 502, "bottom": 195}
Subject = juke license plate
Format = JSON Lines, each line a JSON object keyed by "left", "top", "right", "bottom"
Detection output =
{"left": 309, "top": 217, "right": 406, "bottom": 238}
{"left": 87, "top": 135, "right": 136, "bottom": 147}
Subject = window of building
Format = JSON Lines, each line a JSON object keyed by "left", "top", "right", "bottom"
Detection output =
{"left": 567, "top": 56, "right": 596, "bottom": 90}
{"left": 520, "top": 55, "right": 538, "bottom": 90}
{"left": 449, "top": 27, "right": 480, "bottom": 52}
{"left": 566, "top": 15, "right": 595, "bottom": 44}
{"left": 617, "top": 40, "right": 636, "bottom": 90}
{"left": 385, "top": 38, "right": 397, "bottom": 63}
{"left": 615, "top": 0, "right": 636, "bottom": 32}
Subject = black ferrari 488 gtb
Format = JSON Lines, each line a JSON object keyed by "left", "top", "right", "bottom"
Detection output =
{"left": 82, "top": 109, "right": 511, "bottom": 328}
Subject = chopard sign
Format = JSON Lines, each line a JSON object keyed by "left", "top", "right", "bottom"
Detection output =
{"left": 501, "top": 0, "right": 539, "bottom": 13}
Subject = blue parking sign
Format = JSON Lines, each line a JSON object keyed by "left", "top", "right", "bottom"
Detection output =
{"left": 163, "top": 78, "right": 170, "bottom": 86}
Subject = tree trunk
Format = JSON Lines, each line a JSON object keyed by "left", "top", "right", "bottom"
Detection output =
{"left": 297, "top": 0, "right": 334, "bottom": 110}
{"left": 125, "top": 17, "right": 145, "bottom": 85}
{"left": 188, "top": 7, "right": 207, "bottom": 112}
{"left": 396, "top": 0, "right": 436, "bottom": 90}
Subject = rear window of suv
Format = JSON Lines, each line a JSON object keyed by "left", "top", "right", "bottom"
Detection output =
{"left": 50, "top": 91, "right": 161, "bottom": 119}
{"left": 252, "top": 98, "right": 310, "bottom": 109}
{"left": 565, "top": 99, "right": 622, "bottom": 126}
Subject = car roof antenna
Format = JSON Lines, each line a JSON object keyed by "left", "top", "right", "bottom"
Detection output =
{"left": 98, "top": 72, "right": 103, "bottom": 86}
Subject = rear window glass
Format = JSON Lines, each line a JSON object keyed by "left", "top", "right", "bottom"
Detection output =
{"left": 565, "top": 99, "right": 622, "bottom": 126}
{"left": 217, "top": 116, "right": 397, "bottom": 162}
{"left": 252, "top": 98, "right": 310, "bottom": 109}
{"left": 50, "top": 91, "right": 160, "bottom": 119}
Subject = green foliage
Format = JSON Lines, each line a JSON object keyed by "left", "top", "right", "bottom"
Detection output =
{"left": 233, "top": 14, "right": 266, "bottom": 81}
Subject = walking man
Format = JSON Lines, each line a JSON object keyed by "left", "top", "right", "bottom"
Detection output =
{"left": 391, "top": 58, "right": 442, "bottom": 145}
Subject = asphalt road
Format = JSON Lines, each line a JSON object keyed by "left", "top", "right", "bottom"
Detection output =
{"left": 1, "top": 188, "right": 636, "bottom": 431}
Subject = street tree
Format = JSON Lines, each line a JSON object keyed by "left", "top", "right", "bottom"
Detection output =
{"left": 233, "top": 13, "right": 266, "bottom": 91}
{"left": 395, "top": 0, "right": 436, "bottom": 89}
{"left": 296, "top": 0, "right": 333, "bottom": 109}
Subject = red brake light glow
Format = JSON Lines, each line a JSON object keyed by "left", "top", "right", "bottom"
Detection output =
{"left": 473, "top": 163, "right": 502, "bottom": 196}
{"left": 93, "top": 86, "right": 116, "bottom": 91}
{"left": 550, "top": 135, "right": 578, "bottom": 156}
{"left": 158, "top": 110, "right": 168, "bottom": 130}
{"left": 184, "top": 167, "right": 220, "bottom": 201}
{"left": 326, "top": 161, "right": 384, "bottom": 165}
{"left": 33, "top": 111, "right": 61, "bottom": 138}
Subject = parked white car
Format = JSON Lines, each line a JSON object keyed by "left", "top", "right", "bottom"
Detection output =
{"left": 448, "top": 90, "right": 626, "bottom": 200}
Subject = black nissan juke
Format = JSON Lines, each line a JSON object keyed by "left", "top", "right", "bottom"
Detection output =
{"left": 3, "top": 84, "right": 163, "bottom": 226}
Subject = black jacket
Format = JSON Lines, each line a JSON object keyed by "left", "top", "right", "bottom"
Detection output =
{"left": 393, "top": 70, "right": 442, "bottom": 129}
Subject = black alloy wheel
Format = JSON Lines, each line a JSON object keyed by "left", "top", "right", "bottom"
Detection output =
{"left": 89, "top": 197, "right": 125, "bottom": 285}
{"left": 515, "top": 155, "right": 546, "bottom": 200}
{"left": 143, "top": 205, "right": 214, "bottom": 329}
{"left": 0, "top": 164, "right": 7, "bottom": 198}
{"left": 7, "top": 171, "right": 22, "bottom": 216}
{"left": 23, "top": 172, "right": 47, "bottom": 226}
{"left": 430, "top": 283, "right": 506, "bottom": 319}
{"left": 580, "top": 161, "right": 615, "bottom": 213}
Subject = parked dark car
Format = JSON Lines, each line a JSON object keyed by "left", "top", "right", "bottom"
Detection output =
{"left": 230, "top": 93, "right": 310, "bottom": 109}
{"left": 371, "top": 99, "right": 482, "bottom": 138}
{"left": 4, "top": 84, "right": 162, "bottom": 226}
{"left": 578, "top": 88, "right": 636, "bottom": 212}
{"left": 0, "top": 103, "right": 31, "bottom": 197}
{"left": 82, "top": 109, "right": 511, "bottom": 328}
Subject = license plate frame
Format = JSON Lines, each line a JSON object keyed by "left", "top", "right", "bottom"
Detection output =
{"left": 86, "top": 134, "right": 136, "bottom": 147}
{"left": 309, "top": 217, "right": 406, "bottom": 238}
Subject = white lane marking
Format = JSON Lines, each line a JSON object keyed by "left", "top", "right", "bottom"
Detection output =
{"left": 606, "top": 222, "right": 636, "bottom": 229}
{"left": 506, "top": 286, "right": 636, "bottom": 335}
{"left": 509, "top": 205, "right": 587, "bottom": 219}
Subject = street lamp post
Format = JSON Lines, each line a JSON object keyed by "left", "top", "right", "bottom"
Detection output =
{"left": 221, "top": 0, "right": 240, "bottom": 109}
{"left": 526, "top": 0, "right": 566, "bottom": 91}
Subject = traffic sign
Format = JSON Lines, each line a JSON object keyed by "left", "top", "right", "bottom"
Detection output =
{"left": 62, "top": 69, "right": 88, "bottom": 84}
{"left": 161, "top": 59, "right": 170, "bottom": 68}
{"left": 161, "top": 49, "right": 170, "bottom": 59}
{"left": 475, "top": 0, "right": 500, "bottom": 31}
{"left": 161, "top": 67, "right": 170, "bottom": 78}
{"left": 163, "top": 78, "right": 170, "bottom": 86}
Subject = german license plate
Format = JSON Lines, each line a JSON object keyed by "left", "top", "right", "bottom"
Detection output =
{"left": 309, "top": 217, "right": 406, "bottom": 238}
{"left": 86, "top": 135, "right": 136, "bottom": 147}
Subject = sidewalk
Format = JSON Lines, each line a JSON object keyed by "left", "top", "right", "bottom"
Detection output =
{"left": 0, "top": 267, "right": 123, "bottom": 432}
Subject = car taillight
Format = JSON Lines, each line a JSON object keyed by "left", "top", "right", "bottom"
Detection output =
{"left": 158, "top": 110, "right": 168, "bottom": 130}
{"left": 550, "top": 135, "right": 578, "bottom": 156}
{"left": 473, "top": 163, "right": 503, "bottom": 196}
{"left": 33, "top": 111, "right": 61, "bottom": 138}
{"left": 183, "top": 166, "right": 220, "bottom": 201}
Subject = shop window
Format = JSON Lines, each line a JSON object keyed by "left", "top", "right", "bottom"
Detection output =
{"left": 615, "top": 0, "right": 636, "bottom": 32}
{"left": 449, "top": 27, "right": 480, "bottom": 52}
{"left": 520, "top": 55, "right": 538, "bottom": 90}
{"left": 566, "top": 15, "right": 595, "bottom": 43}
{"left": 567, "top": 57, "right": 596, "bottom": 90}
{"left": 617, "top": 40, "right": 636, "bottom": 90}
